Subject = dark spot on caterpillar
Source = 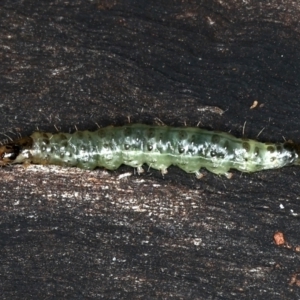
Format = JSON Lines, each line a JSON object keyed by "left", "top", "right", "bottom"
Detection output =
{"left": 147, "top": 144, "right": 153, "bottom": 151}
{"left": 179, "top": 146, "right": 185, "bottom": 154}
{"left": 147, "top": 129, "right": 155, "bottom": 138}
{"left": 42, "top": 138, "right": 49, "bottom": 145}
{"left": 124, "top": 127, "right": 132, "bottom": 136}
{"left": 77, "top": 132, "right": 84, "bottom": 138}
{"left": 242, "top": 142, "right": 250, "bottom": 152}
{"left": 124, "top": 144, "right": 130, "bottom": 150}
{"left": 223, "top": 140, "right": 229, "bottom": 150}
{"left": 97, "top": 130, "right": 105, "bottom": 138}
{"left": 212, "top": 135, "right": 220, "bottom": 144}
{"left": 61, "top": 141, "right": 68, "bottom": 148}
{"left": 254, "top": 147, "right": 260, "bottom": 156}
{"left": 59, "top": 134, "right": 67, "bottom": 140}
{"left": 159, "top": 133, "right": 163, "bottom": 140}
{"left": 267, "top": 146, "right": 275, "bottom": 153}
{"left": 179, "top": 131, "right": 186, "bottom": 140}
{"left": 210, "top": 150, "right": 216, "bottom": 157}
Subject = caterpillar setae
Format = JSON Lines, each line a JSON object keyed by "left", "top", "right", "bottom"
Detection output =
{"left": 0, "top": 124, "right": 299, "bottom": 178}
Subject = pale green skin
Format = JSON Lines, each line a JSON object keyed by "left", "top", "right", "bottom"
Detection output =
{"left": 15, "top": 124, "right": 299, "bottom": 177}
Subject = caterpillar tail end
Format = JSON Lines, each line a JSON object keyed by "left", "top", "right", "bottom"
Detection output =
{"left": 0, "top": 137, "right": 33, "bottom": 166}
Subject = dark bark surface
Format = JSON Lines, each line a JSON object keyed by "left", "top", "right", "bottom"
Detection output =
{"left": 1, "top": 0, "right": 300, "bottom": 299}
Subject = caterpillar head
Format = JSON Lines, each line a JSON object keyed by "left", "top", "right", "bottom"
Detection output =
{"left": 0, "top": 143, "right": 20, "bottom": 165}
{"left": 0, "top": 137, "right": 33, "bottom": 166}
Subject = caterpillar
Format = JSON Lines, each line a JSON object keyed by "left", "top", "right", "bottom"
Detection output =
{"left": 0, "top": 124, "right": 299, "bottom": 178}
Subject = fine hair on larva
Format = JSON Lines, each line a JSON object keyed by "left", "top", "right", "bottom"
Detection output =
{"left": 0, "top": 124, "right": 300, "bottom": 179}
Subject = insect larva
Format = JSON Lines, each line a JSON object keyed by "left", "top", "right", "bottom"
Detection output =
{"left": 0, "top": 124, "right": 299, "bottom": 178}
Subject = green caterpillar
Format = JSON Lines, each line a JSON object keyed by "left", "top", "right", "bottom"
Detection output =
{"left": 0, "top": 124, "right": 299, "bottom": 178}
